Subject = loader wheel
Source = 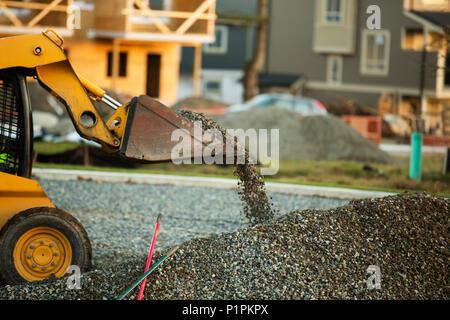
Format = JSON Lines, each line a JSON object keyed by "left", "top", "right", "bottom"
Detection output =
{"left": 0, "top": 207, "right": 92, "bottom": 284}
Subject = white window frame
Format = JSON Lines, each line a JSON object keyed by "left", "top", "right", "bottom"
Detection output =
{"left": 360, "top": 29, "right": 391, "bottom": 76}
{"left": 203, "top": 25, "right": 229, "bottom": 54}
{"left": 327, "top": 55, "right": 343, "bottom": 84}
{"left": 323, "top": 0, "right": 345, "bottom": 25}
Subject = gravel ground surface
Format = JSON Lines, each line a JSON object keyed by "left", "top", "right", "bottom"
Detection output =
{"left": 40, "top": 179, "right": 347, "bottom": 262}
{"left": 0, "top": 184, "right": 447, "bottom": 300}
{"left": 0, "top": 181, "right": 448, "bottom": 300}
{"left": 0, "top": 179, "right": 348, "bottom": 300}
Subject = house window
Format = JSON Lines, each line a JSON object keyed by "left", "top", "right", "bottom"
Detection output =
{"left": 327, "top": 55, "right": 343, "bottom": 84}
{"left": 204, "top": 80, "right": 221, "bottom": 94}
{"left": 203, "top": 25, "right": 229, "bottom": 54}
{"left": 325, "top": 0, "right": 343, "bottom": 24}
{"left": 361, "top": 30, "right": 390, "bottom": 76}
{"left": 107, "top": 52, "right": 128, "bottom": 77}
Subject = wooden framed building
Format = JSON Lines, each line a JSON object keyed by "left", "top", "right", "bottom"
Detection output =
{"left": 0, "top": 0, "right": 217, "bottom": 104}
{"left": 0, "top": 0, "right": 75, "bottom": 36}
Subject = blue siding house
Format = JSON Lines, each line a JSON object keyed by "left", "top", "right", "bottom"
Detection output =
{"left": 179, "top": 0, "right": 258, "bottom": 104}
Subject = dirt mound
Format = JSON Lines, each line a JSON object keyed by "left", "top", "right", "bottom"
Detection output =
{"left": 216, "top": 107, "right": 394, "bottom": 164}
{"left": 171, "top": 96, "right": 228, "bottom": 111}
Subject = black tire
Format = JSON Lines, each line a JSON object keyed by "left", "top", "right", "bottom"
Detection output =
{"left": 0, "top": 207, "right": 92, "bottom": 284}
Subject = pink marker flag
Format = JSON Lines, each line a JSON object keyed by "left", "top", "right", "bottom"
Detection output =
{"left": 138, "top": 213, "right": 162, "bottom": 300}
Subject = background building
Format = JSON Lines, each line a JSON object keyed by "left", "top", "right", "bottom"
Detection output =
{"left": 265, "top": 0, "right": 450, "bottom": 135}
{"left": 0, "top": 0, "right": 217, "bottom": 105}
{"left": 179, "top": 0, "right": 258, "bottom": 104}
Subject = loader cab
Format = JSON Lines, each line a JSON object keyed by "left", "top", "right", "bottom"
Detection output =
{"left": 0, "top": 71, "right": 33, "bottom": 178}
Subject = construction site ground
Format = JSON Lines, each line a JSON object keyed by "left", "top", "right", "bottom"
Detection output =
{"left": 0, "top": 178, "right": 348, "bottom": 299}
{"left": 0, "top": 177, "right": 447, "bottom": 299}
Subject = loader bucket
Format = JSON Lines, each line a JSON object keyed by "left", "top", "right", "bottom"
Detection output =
{"left": 118, "top": 95, "right": 223, "bottom": 163}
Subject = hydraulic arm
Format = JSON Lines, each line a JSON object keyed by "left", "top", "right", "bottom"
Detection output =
{"left": 0, "top": 29, "right": 206, "bottom": 163}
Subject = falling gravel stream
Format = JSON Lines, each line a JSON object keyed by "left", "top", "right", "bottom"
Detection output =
{"left": 177, "top": 110, "right": 275, "bottom": 226}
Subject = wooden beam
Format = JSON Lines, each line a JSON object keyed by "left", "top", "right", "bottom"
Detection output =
{"left": 27, "top": 0, "right": 64, "bottom": 27}
{"left": 193, "top": 44, "right": 202, "bottom": 96}
{"left": 176, "top": 0, "right": 214, "bottom": 35}
{"left": 1, "top": 1, "right": 67, "bottom": 11}
{"left": 0, "top": 0, "right": 23, "bottom": 26}
{"left": 207, "top": 0, "right": 216, "bottom": 35}
{"left": 133, "top": 0, "right": 171, "bottom": 34}
{"left": 125, "top": 0, "right": 133, "bottom": 32}
{"left": 112, "top": 39, "right": 120, "bottom": 90}
{"left": 66, "top": 0, "right": 74, "bottom": 30}
{"left": 122, "top": 8, "right": 215, "bottom": 20}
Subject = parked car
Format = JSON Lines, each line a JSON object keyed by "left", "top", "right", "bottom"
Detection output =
{"left": 227, "top": 94, "right": 328, "bottom": 115}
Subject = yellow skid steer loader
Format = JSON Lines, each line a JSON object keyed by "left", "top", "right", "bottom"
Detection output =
{"left": 0, "top": 30, "right": 209, "bottom": 284}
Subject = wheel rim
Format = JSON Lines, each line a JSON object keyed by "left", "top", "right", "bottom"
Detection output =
{"left": 13, "top": 227, "right": 72, "bottom": 282}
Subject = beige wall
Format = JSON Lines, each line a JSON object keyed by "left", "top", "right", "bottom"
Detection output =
{"left": 313, "top": 0, "right": 358, "bottom": 54}
{"left": 66, "top": 40, "right": 180, "bottom": 104}
{"left": 404, "top": 0, "right": 450, "bottom": 11}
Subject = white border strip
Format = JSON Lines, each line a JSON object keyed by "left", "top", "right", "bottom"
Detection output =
{"left": 32, "top": 168, "right": 395, "bottom": 200}
{"left": 88, "top": 29, "right": 215, "bottom": 43}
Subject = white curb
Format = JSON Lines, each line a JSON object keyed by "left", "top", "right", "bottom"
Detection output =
{"left": 32, "top": 168, "right": 396, "bottom": 200}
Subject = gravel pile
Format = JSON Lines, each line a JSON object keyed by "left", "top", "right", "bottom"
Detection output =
{"left": 143, "top": 192, "right": 449, "bottom": 299}
{"left": 215, "top": 107, "right": 394, "bottom": 164}
{"left": 178, "top": 110, "right": 275, "bottom": 225}
{"left": 0, "top": 179, "right": 347, "bottom": 300}
{"left": 1, "top": 192, "right": 446, "bottom": 299}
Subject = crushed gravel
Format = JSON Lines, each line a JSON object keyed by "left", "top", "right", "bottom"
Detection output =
{"left": 0, "top": 186, "right": 447, "bottom": 300}
{"left": 145, "top": 192, "right": 448, "bottom": 300}
{"left": 0, "top": 179, "right": 346, "bottom": 299}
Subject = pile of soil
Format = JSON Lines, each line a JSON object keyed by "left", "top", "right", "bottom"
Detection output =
{"left": 171, "top": 96, "right": 229, "bottom": 111}
{"left": 216, "top": 107, "right": 395, "bottom": 164}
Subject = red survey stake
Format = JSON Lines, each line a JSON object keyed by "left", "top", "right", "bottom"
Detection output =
{"left": 138, "top": 213, "right": 162, "bottom": 300}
